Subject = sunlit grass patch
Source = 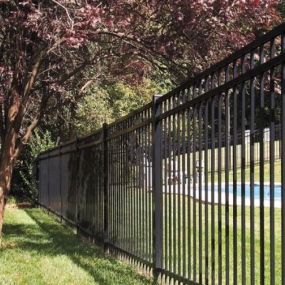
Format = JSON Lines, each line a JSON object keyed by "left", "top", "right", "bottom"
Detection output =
{"left": 0, "top": 207, "right": 151, "bottom": 285}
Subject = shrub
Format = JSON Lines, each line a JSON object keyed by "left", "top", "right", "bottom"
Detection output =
{"left": 12, "top": 129, "right": 56, "bottom": 200}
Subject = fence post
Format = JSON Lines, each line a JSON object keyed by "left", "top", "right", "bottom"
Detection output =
{"left": 75, "top": 137, "right": 80, "bottom": 233}
{"left": 47, "top": 153, "right": 50, "bottom": 214}
{"left": 59, "top": 144, "right": 63, "bottom": 222}
{"left": 152, "top": 95, "right": 163, "bottom": 280}
{"left": 35, "top": 157, "right": 40, "bottom": 206}
{"left": 103, "top": 123, "right": 109, "bottom": 252}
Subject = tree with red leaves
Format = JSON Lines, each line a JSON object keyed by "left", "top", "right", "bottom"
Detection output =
{"left": 0, "top": 0, "right": 281, "bottom": 234}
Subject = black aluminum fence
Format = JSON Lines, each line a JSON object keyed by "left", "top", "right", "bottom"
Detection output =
{"left": 38, "top": 22, "right": 285, "bottom": 285}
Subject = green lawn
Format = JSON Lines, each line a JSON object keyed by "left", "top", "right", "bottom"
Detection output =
{"left": 162, "top": 195, "right": 282, "bottom": 285}
{"left": 0, "top": 206, "right": 151, "bottom": 285}
{"left": 236, "top": 160, "right": 281, "bottom": 183}
{"left": 208, "top": 160, "right": 282, "bottom": 183}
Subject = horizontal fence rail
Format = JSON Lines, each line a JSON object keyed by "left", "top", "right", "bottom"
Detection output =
{"left": 38, "top": 22, "right": 285, "bottom": 285}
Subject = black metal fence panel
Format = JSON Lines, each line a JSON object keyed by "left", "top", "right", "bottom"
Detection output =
{"left": 38, "top": 22, "right": 285, "bottom": 285}
{"left": 48, "top": 154, "right": 61, "bottom": 215}
{"left": 77, "top": 133, "right": 104, "bottom": 240}
{"left": 39, "top": 159, "right": 48, "bottom": 208}
{"left": 107, "top": 105, "right": 153, "bottom": 265}
{"left": 63, "top": 149, "right": 78, "bottom": 222}
{"left": 60, "top": 151, "right": 71, "bottom": 220}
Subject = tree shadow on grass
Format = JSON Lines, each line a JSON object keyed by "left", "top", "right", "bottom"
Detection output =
{"left": 2, "top": 208, "right": 151, "bottom": 285}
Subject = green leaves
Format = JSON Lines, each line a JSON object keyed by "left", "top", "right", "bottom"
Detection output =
{"left": 13, "top": 129, "right": 56, "bottom": 199}
{"left": 72, "top": 79, "right": 169, "bottom": 137}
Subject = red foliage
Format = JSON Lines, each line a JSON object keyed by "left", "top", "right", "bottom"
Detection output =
{"left": 0, "top": 0, "right": 282, "bottom": 138}
{"left": 0, "top": 0, "right": 282, "bottom": 89}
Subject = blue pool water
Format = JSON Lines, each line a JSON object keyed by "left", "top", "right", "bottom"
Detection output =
{"left": 165, "top": 182, "right": 283, "bottom": 206}
{"left": 215, "top": 183, "right": 282, "bottom": 202}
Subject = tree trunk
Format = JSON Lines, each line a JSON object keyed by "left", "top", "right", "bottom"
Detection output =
{"left": 0, "top": 163, "right": 13, "bottom": 238}
{"left": 0, "top": 187, "right": 7, "bottom": 238}
{"left": 0, "top": 128, "right": 17, "bottom": 237}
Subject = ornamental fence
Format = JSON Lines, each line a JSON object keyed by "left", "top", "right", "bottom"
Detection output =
{"left": 38, "top": 22, "right": 285, "bottom": 285}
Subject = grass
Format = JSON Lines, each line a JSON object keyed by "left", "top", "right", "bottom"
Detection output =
{"left": 115, "top": 190, "right": 282, "bottom": 284}
{"left": 171, "top": 140, "right": 282, "bottom": 183}
{"left": 0, "top": 206, "right": 152, "bottom": 285}
{"left": 234, "top": 160, "right": 281, "bottom": 183}
{"left": 207, "top": 160, "right": 282, "bottom": 183}
{"left": 162, "top": 195, "right": 282, "bottom": 285}
{"left": 108, "top": 187, "right": 282, "bottom": 285}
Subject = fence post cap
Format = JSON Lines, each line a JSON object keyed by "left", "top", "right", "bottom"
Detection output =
{"left": 153, "top": 94, "right": 162, "bottom": 101}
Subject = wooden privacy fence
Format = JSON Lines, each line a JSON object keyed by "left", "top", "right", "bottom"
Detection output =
{"left": 38, "top": 22, "right": 285, "bottom": 285}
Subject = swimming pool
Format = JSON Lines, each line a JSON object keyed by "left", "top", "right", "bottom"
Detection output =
{"left": 215, "top": 183, "right": 281, "bottom": 201}
{"left": 163, "top": 183, "right": 283, "bottom": 207}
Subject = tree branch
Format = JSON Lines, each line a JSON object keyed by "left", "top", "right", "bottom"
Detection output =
{"left": 13, "top": 95, "right": 48, "bottom": 161}
{"left": 51, "top": 0, "right": 74, "bottom": 29}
